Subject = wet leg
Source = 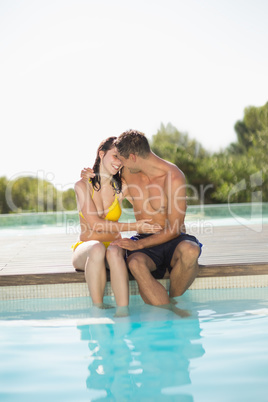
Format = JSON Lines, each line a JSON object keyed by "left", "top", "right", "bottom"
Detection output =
{"left": 106, "top": 245, "right": 129, "bottom": 314}
{"left": 72, "top": 241, "right": 107, "bottom": 305}
{"left": 128, "top": 253, "right": 170, "bottom": 306}
{"left": 169, "top": 240, "right": 200, "bottom": 297}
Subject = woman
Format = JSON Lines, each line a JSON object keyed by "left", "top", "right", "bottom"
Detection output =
{"left": 72, "top": 136, "right": 160, "bottom": 315}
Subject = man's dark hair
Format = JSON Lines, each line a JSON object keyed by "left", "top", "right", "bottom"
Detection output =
{"left": 115, "top": 129, "right": 151, "bottom": 159}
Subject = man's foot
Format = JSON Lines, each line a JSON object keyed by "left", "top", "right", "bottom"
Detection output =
{"left": 93, "top": 302, "right": 114, "bottom": 309}
{"left": 159, "top": 303, "right": 191, "bottom": 318}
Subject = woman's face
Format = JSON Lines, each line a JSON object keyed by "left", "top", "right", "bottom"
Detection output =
{"left": 101, "top": 147, "right": 122, "bottom": 175}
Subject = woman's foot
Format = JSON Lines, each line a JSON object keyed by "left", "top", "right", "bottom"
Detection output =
{"left": 114, "top": 306, "right": 129, "bottom": 317}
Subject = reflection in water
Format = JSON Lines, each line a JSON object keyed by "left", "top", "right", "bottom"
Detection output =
{"left": 77, "top": 305, "right": 205, "bottom": 400}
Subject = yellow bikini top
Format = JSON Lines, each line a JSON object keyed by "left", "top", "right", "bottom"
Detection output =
{"left": 104, "top": 193, "right": 122, "bottom": 221}
{"left": 79, "top": 186, "right": 122, "bottom": 222}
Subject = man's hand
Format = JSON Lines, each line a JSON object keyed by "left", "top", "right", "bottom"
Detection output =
{"left": 81, "top": 167, "right": 95, "bottom": 181}
{"left": 110, "top": 238, "right": 140, "bottom": 251}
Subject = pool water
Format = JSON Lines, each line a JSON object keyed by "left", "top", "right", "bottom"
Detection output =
{"left": 0, "top": 203, "right": 267, "bottom": 237}
{"left": 1, "top": 288, "right": 268, "bottom": 401}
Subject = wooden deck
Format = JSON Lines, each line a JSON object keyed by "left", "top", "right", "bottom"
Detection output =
{"left": 0, "top": 223, "right": 267, "bottom": 287}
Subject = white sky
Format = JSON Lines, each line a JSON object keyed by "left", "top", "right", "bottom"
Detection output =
{"left": 1, "top": 0, "right": 268, "bottom": 190}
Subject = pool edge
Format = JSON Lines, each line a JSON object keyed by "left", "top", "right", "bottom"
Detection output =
{"left": 1, "top": 264, "right": 268, "bottom": 300}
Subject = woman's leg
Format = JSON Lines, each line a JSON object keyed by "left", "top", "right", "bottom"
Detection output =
{"left": 72, "top": 241, "right": 107, "bottom": 305}
{"left": 106, "top": 245, "right": 129, "bottom": 307}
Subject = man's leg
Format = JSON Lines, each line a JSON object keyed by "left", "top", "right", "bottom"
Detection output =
{"left": 127, "top": 252, "right": 170, "bottom": 306}
{"left": 169, "top": 240, "right": 200, "bottom": 297}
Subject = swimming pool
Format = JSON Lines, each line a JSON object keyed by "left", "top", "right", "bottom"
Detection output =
{"left": 1, "top": 288, "right": 268, "bottom": 401}
{"left": 0, "top": 202, "right": 267, "bottom": 236}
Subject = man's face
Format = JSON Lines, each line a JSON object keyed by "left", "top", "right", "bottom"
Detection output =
{"left": 116, "top": 151, "right": 141, "bottom": 173}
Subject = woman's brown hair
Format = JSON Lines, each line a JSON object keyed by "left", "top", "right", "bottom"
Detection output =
{"left": 91, "top": 136, "right": 122, "bottom": 194}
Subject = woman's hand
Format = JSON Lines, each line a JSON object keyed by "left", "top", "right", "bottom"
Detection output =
{"left": 81, "top": 167, "right": 95, "bottom": 182}
{"left": 135, "top": 219, "right": 162, "bottom": 234}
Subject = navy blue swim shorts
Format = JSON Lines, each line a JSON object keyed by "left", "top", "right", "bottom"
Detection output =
{"left": 126, "top": 233, "right": 203, "bottom": 279}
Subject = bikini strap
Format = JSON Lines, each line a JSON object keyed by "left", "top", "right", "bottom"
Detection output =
{"left": 88, "top": 179, "right": 94, "bottom": 199}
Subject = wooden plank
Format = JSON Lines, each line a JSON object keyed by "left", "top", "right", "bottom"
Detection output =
{"left": 0, "top": 224, "right": 267, "bottom": 280}
{"left": 0, "top": 272, "right": 85, "bottom": 286}
{"left": 1, "top": 262, "right": 268, "bottom": 287}
{"left": 197, "top": 262, "right": 268, "bottom": 277}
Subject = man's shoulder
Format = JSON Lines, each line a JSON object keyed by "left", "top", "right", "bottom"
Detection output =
{"left": 162, "top": 160, "right": 185, "bottom": 182}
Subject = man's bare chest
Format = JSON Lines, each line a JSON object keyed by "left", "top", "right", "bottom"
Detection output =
{"left": 127, "top": 178, "right": 167, "bottom": 214}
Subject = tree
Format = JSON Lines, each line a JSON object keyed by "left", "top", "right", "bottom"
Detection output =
{"left": 1, "top": 175, "right": 78, "bottom": 213}
{"left": 0, "top": 177, "right": 9, "bottom": 214}
{"left": 1, "top": 102, "right": 267, "bottom": 212}
{"left": 150, "top": 123, "right": 212, "bottom": 203}
{"left": 61, "top": 188, "right": 76, "bottom": 211}
{"left": 227, "top": 102, "right": 268, "bottom": 201}
{"left": 199, "top": 152, "right": 260, "bottom": 203}
{"left": 228, "top": 102, "right": 268, "bottom": 154}
{"left": 5, "top": 176, "right": 58, "bottom": 213}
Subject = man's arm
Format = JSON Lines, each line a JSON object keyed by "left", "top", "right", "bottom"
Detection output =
{"left": 76, "top": 180, "right": 160, "bottom": 234}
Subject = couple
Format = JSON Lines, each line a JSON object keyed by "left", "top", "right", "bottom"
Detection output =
{"left": 72, "top": 130, "right": 202, "bottom": 315}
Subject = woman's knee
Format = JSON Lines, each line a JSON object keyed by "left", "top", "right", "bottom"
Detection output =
{"left": 88, "top": 242, "right": 106, "bottom": 261}
{"left": 106, "top": 245, "right": 124, "bottom": 262}
{"left": 72, "top": 253, "right": 82, "bottom": 270}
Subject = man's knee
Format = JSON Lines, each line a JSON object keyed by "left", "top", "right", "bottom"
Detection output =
{"left": 185, "top": 241, "right": 200, "bottom": 259}
{"left": 128, "top": 253, "right": 148, "bottom": 275}
{"left": 175, "top": 241, "right": 200, "bottom": 264}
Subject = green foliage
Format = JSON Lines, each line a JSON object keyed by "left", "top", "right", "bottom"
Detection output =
{"left": 229, "top": 102, "right": 268, "bottom": 153}
{"left": 61, "top": 188, "right": 77, "bottom": 211}
{"left": 0, "top": 177, "right": 9, "bottom": 214}
{"left": 226, "top": 102, "right": 268, "bottom": 202}
{"left": 122, "top": 198, "right": 132, "bottom": 209}
{"left": 200, "top": 153, "right": 260, "bottom": 203}
{"left": 1, "top": 176, "right": 76, "bottom": 213}
{"left": 1, "top": 102, "right": 267, "bottom": 212}
{"left": 151, "top": 122, "right": 208, "bottom": 162}
{"left": 150, "top": 102, "right": 267, "bottom": 204}
{"left": 150, "top": 123, "right": 213, "bottom": 203}
{"left": 8, "top": 177, "right": 58, "bottom": 212}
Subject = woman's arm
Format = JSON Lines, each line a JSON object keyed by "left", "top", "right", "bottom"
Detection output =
{"left": 75, "top": 180, "right": 161, "bottom": 234}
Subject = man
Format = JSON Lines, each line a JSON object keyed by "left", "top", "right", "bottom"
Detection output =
{"left": 112, "top": 129, "right": 202, "bottom": 306}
